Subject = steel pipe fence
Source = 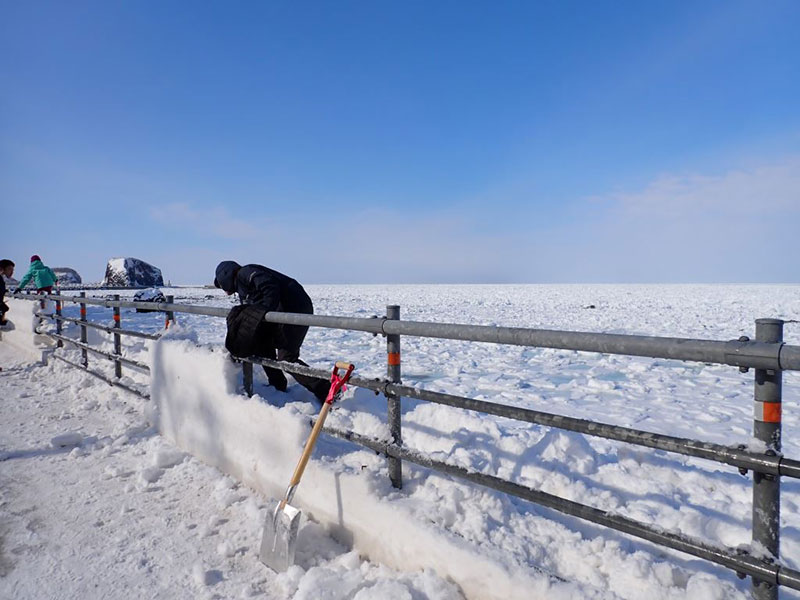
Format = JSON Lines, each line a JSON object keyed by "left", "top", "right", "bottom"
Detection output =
{"left": 113, "top": 294, "right": 122, "bottom": 378}
{"left": 245, "top": 356, "right": 800, "bottom": 478}
{"left": 50, "top": 353, "right": 150, "bottom": 400}
{"left": 48, "top": 332, "right": 150, "bottom": 372}
{"left": 13, "top": 291, "right": 800, "bottom": 371}
{"left": 39, "top": 313, "right": 160, "bottom": 340}
{"left": 321, "top": 425, "right": 800, "bottom": 592}
{"left": 18, "top": 291, "right": 160, "bottom": 399}
{"left": 12, "top": 290, "right": 800, "bottom": 598}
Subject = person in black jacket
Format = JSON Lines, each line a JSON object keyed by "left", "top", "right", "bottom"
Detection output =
{"left": 0, "top": 259, "right": 15, "bottom": 327}
{"left": 214, "top": 261, "right": 329, "bottom": 402}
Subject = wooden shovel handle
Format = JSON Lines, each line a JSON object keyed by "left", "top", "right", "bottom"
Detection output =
{"left": 287, "top": 401, "right": 332, "bottom": 488}
{"left": 335, "top": 361, "right": 354, "bottom": 370}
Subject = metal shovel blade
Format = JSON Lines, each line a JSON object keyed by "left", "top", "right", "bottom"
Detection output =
{"left": 259, "top": 503, "right": 301, "bottom": 572}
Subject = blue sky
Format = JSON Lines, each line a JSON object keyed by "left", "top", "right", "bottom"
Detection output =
{"left": 2, "top": 1, "right": 799, "bottom": 284}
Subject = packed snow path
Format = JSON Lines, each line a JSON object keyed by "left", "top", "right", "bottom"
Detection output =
{"left": 0, "top": 343, "right": 461, "bottom": 600}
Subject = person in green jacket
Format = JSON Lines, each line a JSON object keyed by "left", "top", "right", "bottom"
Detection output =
{"left": 16, "top": 255, "right": 58, "bottom": 293}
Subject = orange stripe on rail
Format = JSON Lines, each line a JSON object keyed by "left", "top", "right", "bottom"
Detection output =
{"left": 388, "top": 352, "right": 401, "bottom": 366}
{"left": 763, "top": 402, "right": 781, "bottom": 423}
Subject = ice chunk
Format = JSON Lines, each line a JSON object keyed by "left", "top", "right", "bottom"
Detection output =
{"left": 51, "top": 432, "right": 83, "bottom": 448}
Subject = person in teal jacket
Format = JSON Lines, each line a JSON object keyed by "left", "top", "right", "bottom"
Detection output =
{"left": 16, "top": 255, "right": 58, "bottom": 293}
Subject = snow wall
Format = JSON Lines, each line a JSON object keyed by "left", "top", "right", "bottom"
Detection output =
{"left": 150, "top": 337, "right": 561, "bottom": 600}
{"left": 0, "top": 297, "right": 55, "bottom": 360}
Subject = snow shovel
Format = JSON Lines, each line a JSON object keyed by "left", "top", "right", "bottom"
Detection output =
{"left": 259, "top": 361, "right": 355, "bottom": 572}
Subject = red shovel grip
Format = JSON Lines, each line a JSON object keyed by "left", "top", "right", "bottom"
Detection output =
{"left": 326, "top": 362, "right": 355, "bottom": 404}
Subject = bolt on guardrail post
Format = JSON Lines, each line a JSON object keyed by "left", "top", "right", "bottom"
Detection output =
{"left": 243, "top": 361, "right": 254, "bottom": 397}
{"left": 113, "top": 294, "right": 122, "bottom": 378}
{"left": 387, "top": 304, "right": 403, "bottom": 489}
{"left": 165, "top": 294, "right": 175, "bottom": 329}
{"left": 752, "top": 318, "right": 783, "bottom": 600}
{"left": 79, "top": 292, "right": 88, "bottom": 367}
{"left": 55, "top": 299, "right": 63, "bottom": 347}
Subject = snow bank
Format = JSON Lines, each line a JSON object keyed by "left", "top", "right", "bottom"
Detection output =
{"left": 0, "top": 297, "right": 55, "bottom": 360}
{"left": 150, "top": 337, "right": 581, "bottom": 600}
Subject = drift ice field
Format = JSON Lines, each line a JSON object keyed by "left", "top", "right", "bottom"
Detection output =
{"left": 2, "top": 283, "right": 800, "bottom": 600}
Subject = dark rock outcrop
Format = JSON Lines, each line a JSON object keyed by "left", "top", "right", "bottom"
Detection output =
{"left": 102, "top": 258, "right": 164, "bottom": 287}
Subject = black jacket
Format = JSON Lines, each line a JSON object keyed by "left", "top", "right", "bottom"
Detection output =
{"left": 234, "top": 265, "right": 313, "bottom": 314}
{"left": 225, "top": 304, "right": 268, "bottom": 358}
{"left": 0, "top": 276, "right": 7, "bottom": 313}
{"left": 222, "top": 265, "right": 315, "bottom": 357}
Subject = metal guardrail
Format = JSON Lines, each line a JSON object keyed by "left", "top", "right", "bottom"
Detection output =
{"left": 13, "top": 292, "right": 800, "bottom": 371}
{"left": 46, "top": 313, "right": 159, "bottom": 340}
{"left": 46, "top": 331, "right": 150, "bottom": 372}
{"left": 322, "top": 425, "right": 800, "bottom": 590}
{"left": 250, "top": 357, "right": 800, "bottom": 479}
{"left": 50, "top": 353, "right": 149, "bottom": 399}
{"left": 11, "top": 289, "right": 800, "bottom": 598}
{"left": 19, "top": 291, "right": 162, "bottom": 399}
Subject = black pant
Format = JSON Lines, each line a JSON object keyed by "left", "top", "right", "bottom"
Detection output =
{"left": 255, "top": 294, "right": 329, "bottom": 402}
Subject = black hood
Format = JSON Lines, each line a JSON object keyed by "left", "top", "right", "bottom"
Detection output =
{"left": 214, "top": 261, "right": 241, "bottom": 293}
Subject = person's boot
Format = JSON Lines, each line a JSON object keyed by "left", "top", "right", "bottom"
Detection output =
{"left": 268, "top": 371, "right": 288, "bottom": 392}
{"left": 264, "top": 366, "right": 288, "bottom": 392}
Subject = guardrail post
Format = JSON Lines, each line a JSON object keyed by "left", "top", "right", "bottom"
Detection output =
{"left": 387, "top": 304, "right": 403, "bottom": 489}
{"left": 752, "top": 318, "right": 783, "bottom": 600}
{"left": 113, "top": 294, "right": 122, "bottom": 378}
{"left": 243, "top": 361, "right": 254, "bottom": 397}
{"left": 79, "top": 292, "right": 88, "bottom": 367}
{"left": 55, "top": 298, "right": 63, "bottom": 347}
{"left": 164, "top": 294, "right": 175, "bottom": 329}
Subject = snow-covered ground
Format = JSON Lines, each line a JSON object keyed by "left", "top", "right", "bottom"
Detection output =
{"left": 2, "top": 284, "right": 800, "bottom": 600}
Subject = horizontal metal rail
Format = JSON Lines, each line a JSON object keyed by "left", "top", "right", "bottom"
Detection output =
{"left": 36, "top": 313, "right": 160, "bottom": 341}
{"left": 47, "top": 333, "right": 150, "bottom": 373}
{"left": 321, "top": 425, "right": 800, "bottom": 590}
{"left": 244, "top": 356, "right": 800, "bottom": 479}
{"left": 50, "top": 354, "right": 150, "bottom": 399}
{"left": 16, "top": 292, "right": 800, "bottom": 371}
{"left": 15, "top": 292, "right": 230, "bottom": 318}
{"left": 266, "top": 312, "right": 800, "bottom": 372}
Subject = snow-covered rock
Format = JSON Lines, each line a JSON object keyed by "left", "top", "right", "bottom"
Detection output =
{"left": 53, "top": 267, "right": 82, "bottom": 285}
{"left": 133, "top": 288, "right": 166, "bottom": 303}
{"left": 102, "top": 257, "right": 164, "bottom": 287}
{"left": 133, "top": 287, "right": 166, "bottom": 312}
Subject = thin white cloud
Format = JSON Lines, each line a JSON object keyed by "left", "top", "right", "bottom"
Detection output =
{"left": 144, "top": 157, "right": 800, "bottom": 284}
{"left": 541, "top": 157, "right": 800, "bottom": 282}
{"left": 150, "top": 202, "right": 260, "bottom": 240}
{"left": 607, "top": 158, "right": 800, "bottom": 219}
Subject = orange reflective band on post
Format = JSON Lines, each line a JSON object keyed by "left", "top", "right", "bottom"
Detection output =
{"left": 80, "top": 308, "right": 86, "bottom": 317}
{"left": 113, "top": 314, "right": 120, "bottom": 323}
{"left": 755, "top": 401, "right": 781, "bottom": 423}
{"left": 388, "top": 352, "right": 401, "bottom": 366}
{"left": 164, "top": 318, "right": 170, "bottom": 329}
{"left": 764, "top": 402, "right": 781, "bottom": 423}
